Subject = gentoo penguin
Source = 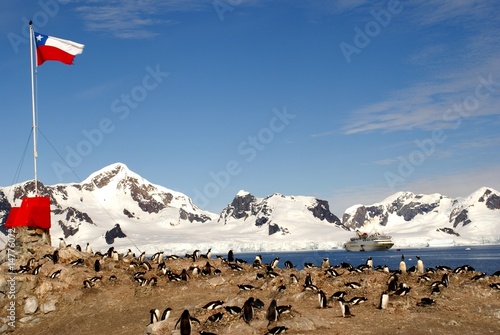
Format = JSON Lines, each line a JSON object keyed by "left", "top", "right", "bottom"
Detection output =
{"left": 378, "top": 291, "right": 389, "bottom": 309}
{"left": 175, "top": 310, "right": 200, "bottom": 335}
{"left": 202, "top": 300, "right": 224, "bottom": 310}
{"left": 52, "top": 250, "right": 59, "bottom": 264}
{"left": 266, "top": 299, "right": 278, "bottom": 326}
{"left": 318, "top": 290, "right": 328, "bottom": 308}
{"left": 290, "top": 274, "right": 299, "bottom": 285}
{"left": 75, "top": 244, "right": 82, "bottom": 252}
{"left": 416, "top": 297, "right": 436, "bottom": 307}
{"left": 224, "top": 305, "right": 242, "bottom": 315}
{"left": 227, "top": 249, "right": 235, "bottom": 263}
{"left": 58, "top": 238, "right": 66, "bottom": 249}
{"left": 181, "top": 269, "right": 190, "bottom": 282}
{"left": 416, "top": 256, "right": 424, "bottom": 274}
{"left": 70, "top": 258, "right": 84, "bottom": 266}
{"left": 32, "top": 264, "right": 42, "bottom": 275}
{"left": 276, "top": 304, "right": 292, "bottom": 316}
{"left": 321, "top": 258, "right": 330, "bottom": 269}
{"left": 94, "top": 259, "right": 101, "bottom": 272}
{"left": 150, "top": 309, "right": 161, "bottom": 324}
{"left": 399, "top": 255, "right": 407, "bottom": 273}
{"left": 161, "top": 308, "right": 172, "bottom": 321}
{"left": 242, "top": 297, "right": 255, "bottom": 323}
{"left": 85, "top": 243, "right": 93, "bottom": 254}
{"left": 207, "top": 312, "right": 224, "bottom": 323}
{"left": 238, "top": 284, "right": 255, "bottom": 291}
{"left": 345, "top": 281, "right": 362, "bottom": 289}
{"left": 83, "top": 279, "right": 93, "bottom": 289}
{"left": 112, "top": 250, "right": 119, "bottom": 261}
{"left": 284, "top": 260, "right": 294, "bottom": 269}
{"left": 266, "top": 326, "right": 289, "bottom": 335}
{"left": 270, "top": 257, "right": 280, "bottom": 269}
{"left": 441, "top": 273, "right": 450, "bottom": 288}
{"left": 330, "top": 290, "right": 347, "bottom": 301}
{"left": 338, "top": 298, "right": 354, "bottom": 318}
{"left": 192, "top": 250, "right": 200, "bottom": 261}
{"left": 304, "top": 273, "right": 313, "bottom": 287}
{"left": 366, "top": 257, "right": 373, "bottom": 270}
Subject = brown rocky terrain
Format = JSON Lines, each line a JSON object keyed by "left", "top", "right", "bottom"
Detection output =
{"left": 1, "top": 229, "right": 499, "bottom": 335}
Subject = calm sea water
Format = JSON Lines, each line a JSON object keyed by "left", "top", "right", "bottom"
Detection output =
{"left": 236, "top": 245, "right": 500, "bottom": 275}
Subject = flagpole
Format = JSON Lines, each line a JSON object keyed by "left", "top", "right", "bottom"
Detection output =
{"left": 29, "top": 21, "right": 38, "bottom": 196}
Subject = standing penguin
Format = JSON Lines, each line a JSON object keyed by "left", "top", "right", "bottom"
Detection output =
{"left": 378, "top": 291, "right": 389, "bottom": 309}
{"left": 175, "top": 310, "right": 200, "bottom": 335}
{"left": 266, "top": 299, "right": 278, "bottom": 326}
{"left": 270, "top": 257, "right": 280, "bottom": 269}
{"left": 321, "top": 258, "right": 330, "bottom": 269}
{"left": 399, "top": 255, "right": 407, "bottom": 273}
{"left": 318, "top": 290, "right": 328, "bottom": 308}
{"left": 416, "top": 256, "right": 424, "bottom": 274}
{"left": 94, "top": 259, "right": 101, "bottom": 272}
{"left": 366, "top": 257, "right": 373, "bottom": 270}
{"left": 227, "top": 250, "right": 235, "bottom": 263}
{"left": 242, "top": 297, "right": 255, "bottom": 324}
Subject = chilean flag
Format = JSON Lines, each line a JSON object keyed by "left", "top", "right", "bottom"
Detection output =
{"left": 34, "top": 32, "right": 84, "bottom": 66}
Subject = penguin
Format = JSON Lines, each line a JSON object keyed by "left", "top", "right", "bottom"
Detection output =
{"left": 266, "top": 326, "right": 289, "bottom": 335}
{"left": 181, "top": 269, "right": 190, "bottom": 282}
{"left": 399, "top": 255, "right": 407, "bottom": 273}
{"left": 52, "top": 250, "right": 59, "bottom": 264}
{"left": 441, "top": 273, "right": 450, "bottom": 288}
{"left": 94, "top": 259, "right": 101, "bottom": 272}
{"left": 112, "top": 250, "right": 119, "bottom": 261}
{"left": 256, "top": 273, "right": 266, "bottom": 280}
{"left": 347, "top": 296, "right": 367, "bottom": 306}
{"left": 224, "top": 305, "right": 242, "bottom": 315}
{"left": 206, "top": 312, "right": 224, "bottom": 323}
{"left": 175, "top": 309, "right": 200, "bottom": 335}
{"left": 304, "top": 272, "right": 313, "bottom": 288}
{"left": 471, "top": 272, "right": 487, "bottom": 281}
{"left": 394, "top": 283, "right": 411, "bottom": 296}
{"left": 202, "top": 248, "right": 212, "bottom": 259}
{"left": 139, "top": 251, "right": 146, "bottom": 262}
{"left": 253, "top": 298, "right": 265, "bottom": 309}
{"left": 270, "top": 257, "right": 280, "bottom": 269}
{"left": 202, "top": 300, "right": 224, "bottom": 310}
{"left": 345, "top": 281, "right": 362, "bottom": 289}
{"left": 126, "top": 249, "right": 134, "bottom": 259}
{"left": 318, "top": 290, "right": 328, "bottom": 308}
{"left": 338, "top": 298, "right": 354, "bottom": 318}
{"left": 150, "top": 308, "right": 161, "bottom": 324}
{"left": 238, "top": 284, "right": 255, "bottom": 291}
{"left": 199, "top": 331, "right": 218, "bottom": 335}
{"left": 324, "top": 268, "right": 339, "bottom": 277}
{"left": 321, "top": 258, "right": 330, "bottom": 268}
{"left": 85, "top": 243, "right": 93, "bottom": 254}
{"left": 387, "top": 273, "right": 399, "bottom": 293}
{"left": 330, "top": 290, "right": 347, "bottom": 301}
{"left": 366, "top": 256, "right": 373, "bottom": 270}
{"left": 266, "top": 299, "right": 278, "bottom": 326}
{"left": 50, "top": 269, "right": 61, "bottom": 279}
{"left": 284, "top": 260, "right": 294, "bottom": 269}
{"left": 75, "top": 244, "right": 82, "bottom": 252}
{"left": 83, "top": 279, "right": 93, "bottom": 289}
{"left": 489, "top": 283, "right": 500, "bottom": 290}
{"left": 416, "top": 256, "right": 424, "bottom": 274}
{"left": 254, "top": 255, "right": 263, "bottom": 266}
{"left": 192, "top": 250, "right": 200, "bottom": 261}
{"left": 242, "top": 297, "right": 255, "bottom": 323}
{"left": 303, "top": 262, "right": 316, "bottom": 269}
{"left": 32, "top": 264, "right": 42, "bottom": 275}
{"left": 276, "top": 305, "right": 292, "bottom": 316}
{"left": 227, "top": 249, "right": 235, "bottom": 263}
{"left": 70, "top": 258, "right": 84, "bottom": 266}
{"left": 229, "top": 264, "right": 244, "bottom": 271}
{"left": 416, "top": 297, "right": 436, "bottom": 307}
{"left": 59, "top": 238, "right": 66, "bottom": 249}
{"left": 289, "top": 274, "right": 299, "bottom": 285}
{"left": 378, "top": 291, "right": 389, "bottom": 309}
{"left": 161, "top": 308, "right": 172, "bottom": 321}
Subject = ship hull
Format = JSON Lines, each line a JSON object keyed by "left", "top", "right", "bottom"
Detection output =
{"left": 344, "top": 240, "right": 394, "bottom": 252}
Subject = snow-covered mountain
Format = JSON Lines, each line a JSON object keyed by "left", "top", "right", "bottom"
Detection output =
{"left": 1, "top": 162, "right": 499, "bottom": 253}
{"left": 342, "top": 188, "right": 500, "bottom": 247}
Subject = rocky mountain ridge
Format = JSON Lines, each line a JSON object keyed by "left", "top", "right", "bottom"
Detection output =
{"left": 0, "top": 163, "right": 499, "bottom": 252}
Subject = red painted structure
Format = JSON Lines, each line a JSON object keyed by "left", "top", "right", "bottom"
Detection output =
{"left": 5, "top": 196, "right": 51, "bottom": 229}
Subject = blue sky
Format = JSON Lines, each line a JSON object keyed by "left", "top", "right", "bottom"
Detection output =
{"left": 1, "top": 0, "right": 499, "bottom": 215}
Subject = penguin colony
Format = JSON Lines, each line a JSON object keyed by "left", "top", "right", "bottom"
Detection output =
{"left": 8, "top": 242, "right": 500, "bottom": 335}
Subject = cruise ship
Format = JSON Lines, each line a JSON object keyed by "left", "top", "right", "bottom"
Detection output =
{"left": 344, "top": 231, "right": 394, "bottom": 252}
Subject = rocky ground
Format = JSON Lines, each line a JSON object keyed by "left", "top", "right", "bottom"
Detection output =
{"left": 1, "top": 231, "right": 499, "bottom": 335}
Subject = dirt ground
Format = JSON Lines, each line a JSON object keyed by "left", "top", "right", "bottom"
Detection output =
{"left": 2, "top": 246, "right": 500, "bottom": 335}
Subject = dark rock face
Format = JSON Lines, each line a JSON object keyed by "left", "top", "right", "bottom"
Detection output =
{"left": 450, "top": 208, "right": 472, "bottom": 228}
{"left": 230, "top": 193, "right": 256, "bottom": 219}
{"left": 394, "top": 201, "right": 439, "bottom": 221}
{"left": 308, "top": 200, "right": 341, "bottom": 225}
{"left": 105, "top": 224, "right": 127, "bottom": 244}
{"left": 0, "top": 190, "right": 12, "bottom": 234}
{"left": 179, "top": 208, "right": 212, "bottom": 223}
{"left": 342, "top": 205, "right": 387, "bottom": 229}
{"left": 478, "top": 189, "right": 500, "bottom": 210}
{"left": 437, "top": 227, "right": 460, "bottom": 236}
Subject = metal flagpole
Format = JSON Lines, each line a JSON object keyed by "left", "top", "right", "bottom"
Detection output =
{"left": 29, "top": 21, "right": 38, "bottom": 196}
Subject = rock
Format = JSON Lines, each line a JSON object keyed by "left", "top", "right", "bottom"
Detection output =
{"left": 34, "top": 281, "right": 53, "bottom": 297}
{"left": 0, "top": 323, "right": 7, "bottom": 333}
{"left": 24, "top": 296, "right": 38, "bottom": 315}
{"left": 41, "top": 301, "right": 57, "bottom": 314}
